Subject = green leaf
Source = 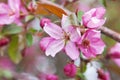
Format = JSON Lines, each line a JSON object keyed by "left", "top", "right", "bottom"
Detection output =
{"left": 69, "top": 13, "right": 79, "bottom": 26}
{"left": 25, "top": 15, "right": 35, "bottom": 22}
{"left": 100, "top": 0, "right": 107, "bottom": 7}
{"left": 77, "top": 11, "right": 84, "bottom": 22}
{"left": 76, "top": 72, "right": 85, "bottom": 80}
{"left": 8, "top": 35, "right": 22, "bottom": 64}
{"left": 26, "top": 33, "right": 33, "bottom": 47}
{"left": 2, "top": 24, "right": 22, "bottom": 35}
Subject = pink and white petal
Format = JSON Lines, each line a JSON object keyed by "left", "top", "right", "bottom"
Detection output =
{"left": 45, "top": 39, "right": 65, "bottom": 57}
{"left": 39, "top": 37, "right": 54, "bottom": 51}
{"left": 8, "top": 0, "right": 20, "bottom": 12}
{"left": 69, "top": 27, "right": 81, "bottom": 42}
{"left": 0, "top": 3, "right": 10, "bottom": 14}
{"left": 61, "top": 14, "right": 71, "bottom": 30}
{"left": 113, "top": 59, "right": 120, "bottom": 67}
{"left": 65, "top": 41, "right": 79, "bottom": 60}
{"left": 44, "top": 23, "right": 64, "bottom": 39}
{"left": 87, "top": 17, "right": 105, "bottom": 28}
{"left": 90, "top": 38, "right": 105, "bottom": 54}
{"left": 85, "top": 29, "right": 101, "bottom": 40}
{"left": 80, "top": 47, "right": 91, "bottom": 58}
{"left": 0, "top": 14, "right": 15, "bottom": 25}
{"left": 95, "top": 7, "right": 106, "bottom": 18}
{"left": 82, "top": 8, "right": 96, "bottom": 25}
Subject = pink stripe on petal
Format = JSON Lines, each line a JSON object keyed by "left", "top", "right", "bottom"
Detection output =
{"left": 44, "top": 23, "right": 64, "bottom": 39}
{"left": 45, "top": 39, "right": 65, "bottom": 57}
{"left": 65, "top": 41, "right": 79, "bottom": 60}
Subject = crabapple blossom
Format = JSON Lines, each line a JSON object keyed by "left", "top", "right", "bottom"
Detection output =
{"left": 82, "top": 7, "right": 106, "bottom": 28}
{"left": 63, "top": 63, "right": 77, "bottom": 77}
{"left": 39, "top": 15, "right": 80, "bottom": 60}
{"left": 109, "top": 43, "right": 120, "bottom": 67}
{"left": 0, "top": 0, "right": 27, "bottom": 25}
{"left": 46, "top": 74, "right": 58, "bottom": 80}
{"left": 40, "top": 18, "right": 51, "bottom": 28}
{"left": 78, "top": 29, "right": 105, "bottom": 58}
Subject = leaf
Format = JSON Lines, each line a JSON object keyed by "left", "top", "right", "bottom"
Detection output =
{"left": 2, "top": 24, "right": 22, "bottom": 35}
{"left": 69, "top": 13, "right": 79, "bottom": 26}
{"left": 25, "top": 15, "right": 35, "bottom": 22}
{"left": 8, "top": 35, "right": 22, "bottom": 64}
{"left": 26, "top": 33, "right": 33, "bottom": 47}
{"left": 100, "top": 0, "right": 107, "bottom": 7}
{"left": 77, "top": 11, "right": 84, "bottom": 22}
{"left": 35, "top": 2, "right": 67, "bottom": 18}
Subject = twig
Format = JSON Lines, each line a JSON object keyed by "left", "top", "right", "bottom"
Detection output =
{"left": 99, "top": 26, "right": 120, "bottom": 42}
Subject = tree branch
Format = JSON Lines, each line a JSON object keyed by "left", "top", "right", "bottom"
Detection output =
{"left": 99, "top": 26, "right": 120, "bottom": 42}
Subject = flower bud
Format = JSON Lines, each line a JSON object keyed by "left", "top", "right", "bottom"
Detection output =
{"left": 40, "top": 18, "right": 51, "bottom": 28}
{"left": 63, "top": 63, "right": 77, "bottom": 77}
{"left": 46, "top": 74, "right": 58, "bottom": 80}
{"left": 0, "top": 37, "right": 9, "bottom": 47}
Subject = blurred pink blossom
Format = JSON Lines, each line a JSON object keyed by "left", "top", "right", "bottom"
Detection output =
{"left": 98, "top": 69, "right": 111, "bottom": 80}
{"left": 63, "top": 63, "right": 77, "bottom": 78}
{"left": 0, "top": 0, "right": 27, "bottom": 25}
{"left": 40, "top": 18, "right": 51, "bottom": 28}
{"left": 109, "top": 43, "right": 120, "bottom": 67}
{"left": 40, "top": 15, "right": 80, "bottom": 60}
{"left": 0, "top": 57, "right": 15, "bottom": 70}
{"left": 78, "top": 29, "right": 105, "bottom": 58}
{"left": 82, "top": 7, "right": 106, "bottom": 28}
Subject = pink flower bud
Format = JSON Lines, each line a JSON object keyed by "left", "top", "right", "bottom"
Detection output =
{"left": 0, "top": 37, "right": 9, "bottom": 47}
{"left": 98, "top": 69, "right": 110, "bottom": 80}
{"left": 82, "top": 7, "right": 106, "bottom": 28}
{"left": 64, "top": 63, "right": 77, "bottom": 77}
{"left": 46, "top": 74, "right": 58, "bottom": 80}
{"left": 40, "top": 18, "right": 51, "bottom": 28}
{"left": 28, "top": 2, "right": 36, "bottom": 12}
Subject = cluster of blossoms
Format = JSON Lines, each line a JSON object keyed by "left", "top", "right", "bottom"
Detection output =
{"left": 0, "top": 0, "right": 27, "bottom": 26}
{"left": 39, "top": 7, "right": 106, "bottom": 60}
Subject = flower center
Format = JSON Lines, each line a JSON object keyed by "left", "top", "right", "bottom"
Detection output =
{"left": 82, "top": 39, "right": 90, "bottom": 48}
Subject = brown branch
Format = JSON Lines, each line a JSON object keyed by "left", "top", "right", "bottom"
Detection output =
{"left": 99, "top": 26, "right": 120, "bottom": 42}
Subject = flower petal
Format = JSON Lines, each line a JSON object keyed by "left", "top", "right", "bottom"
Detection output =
{"left": 90, "top": 38, "right": 105, "bottom": 54}
{"left": 65, "top": 41, "right": 79, "bottom": 60}
{"left": 39, "top": 37, "right": 54, "bottom": 51}
{"left": 95, "top": 7, "right": 106, "bottom": 18}
{"left": 45, "top": 39, "right": 65, "bottom": 57}
{"left": 69, "top": 26, "right": 81, "bottom": 42}
{"left": 61, "top": 14, "right": 71, "bottom": 30}
{"left": 87, "top": 17, "right": 105, "bottom": 28}
{"left": 44, "top": 23, "right": 64, "bottom": 39}
{"left": 8, "top": 0, "right": 20, "bottom": 12}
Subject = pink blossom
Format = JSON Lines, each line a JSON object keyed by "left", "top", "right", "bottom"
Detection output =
{"left": 109, "top": 43, "right": 120, "bottom": 67}
{"left": 63, "top": 63, "right": 77, "bottom": 77}
{"left": 82, "top": 7, "right": 106, "bottom": 28}
{"left": 98, "top": 69, "right": 111, "bottom": 80}
{"left": 40, "top": 18, "right": 51, "bottom": 28}
{"left": 46, "top": 74, "right": 58, "bottom": 80}
{"left": 0, "top": 57, "right": 15, "bottom": 70}
{"left": 0, "top": 0, "right": 27, "bottom": 25}
{"left": 0, "top": 37, "right": 9, "bottom": 47}
{"left": 39, "top": 15, "right": 80, "bottom": 60}
{"left": 78, "top": 29, "right": 105, "bottom": 58}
